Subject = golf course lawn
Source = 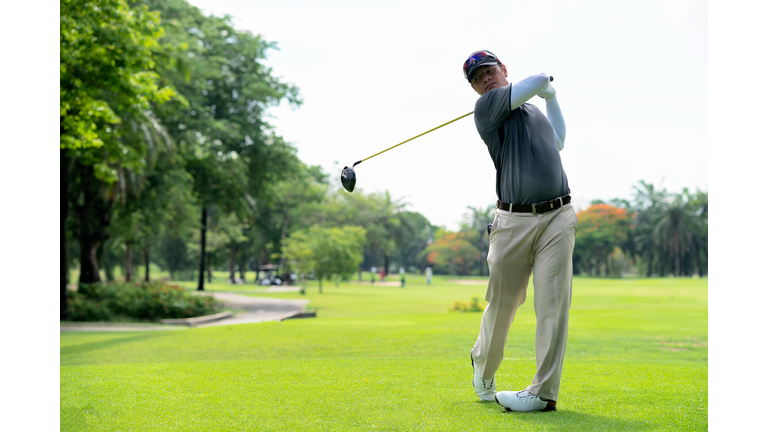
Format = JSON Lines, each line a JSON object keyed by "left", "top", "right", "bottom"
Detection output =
{"left": 60, "top": 275, "right": 707, "bottom": 431}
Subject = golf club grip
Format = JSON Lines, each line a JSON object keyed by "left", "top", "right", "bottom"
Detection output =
{"left": 550, "top": 76, "right": 554, "bottom": 81}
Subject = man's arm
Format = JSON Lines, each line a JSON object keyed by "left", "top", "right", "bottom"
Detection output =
{"left": 509, "top": 73, "right": 552, "bottom": 110}
{"left": 537, "top": 83, "right": 566, "bottom": 151}
{"left": 475, "top": 73, "right": 551, "bottom": 131}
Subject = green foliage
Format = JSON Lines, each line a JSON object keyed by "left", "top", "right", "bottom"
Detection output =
{"left": 448, "top": 295, "right": 486, "bottom": 312}
{"left": 314, "top": 190, "right": 413, "bottom": 272}
{"left": 630, "top": 182, "right": 708, "bottom": 277}
{"left": 574, "top": 203, "right": 631, "bottom": 277}
{"left": 460, "top": 205, "right": 495, "bottom": 276}
{"left": 60, "top": 0, "right": 180, "bottom": 161}
{"left": 66, "top": 281, "right": 219, "bottom": 321}
{"left": 283, "top": 226, "right": 367, "bottom": 291}
{"left": 421, "top": 229, "right": 480, "bottom": 275}
{"left": 573, "top": 181, "right": 708, "bottom": 278}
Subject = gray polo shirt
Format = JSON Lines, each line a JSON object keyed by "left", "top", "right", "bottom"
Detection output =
{"left": 474, "top": 85, "right": 569, "bottom": 205}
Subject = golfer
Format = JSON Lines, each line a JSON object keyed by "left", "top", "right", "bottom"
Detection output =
{"left": 464, "top": 50, "right": 577, "bottom": 412}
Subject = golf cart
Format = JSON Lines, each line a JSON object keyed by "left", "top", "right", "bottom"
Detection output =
{"left": 258, "top": 264, "right": 282, "bottom": 286}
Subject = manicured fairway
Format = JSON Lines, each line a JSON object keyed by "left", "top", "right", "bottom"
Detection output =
{"left": 61, "top": 275, "right": 707, "bottom": 430}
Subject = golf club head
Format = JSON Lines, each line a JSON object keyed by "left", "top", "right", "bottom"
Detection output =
{"left": 340, "top": 165, "right": 356, "bottom": 192}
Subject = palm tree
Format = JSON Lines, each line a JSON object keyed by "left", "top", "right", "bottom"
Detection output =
{"left": 631, "top": 181, "right": 669, "bottom": 276}
{"left": 652, "top": 191, "right": 704, "bottom": 276}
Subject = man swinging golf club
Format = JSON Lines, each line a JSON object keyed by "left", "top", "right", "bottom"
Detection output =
{"left": 464, "top": 50, "right": 577, "bottom": 412}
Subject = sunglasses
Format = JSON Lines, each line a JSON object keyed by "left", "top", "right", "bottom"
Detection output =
{"left": 463, "top": 51, "right": 500, "bottom": 79}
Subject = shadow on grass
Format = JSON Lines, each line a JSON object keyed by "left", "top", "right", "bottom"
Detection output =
{"left": 61, "top": 333, "right": 164, "bottom": 359}
{"left": 475, "top": 401, "right": 653, "bottom": 431}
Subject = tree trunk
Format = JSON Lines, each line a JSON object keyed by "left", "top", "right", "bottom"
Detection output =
{"left": 318, "top": 273, "right": 323, "bottom": 294}
{"left": 197, "top": 207, "right": 207, "bottom": 291}
{"left": 125, "top": 241, "right": 133, "bottom": 282}
{"left": 61, "top": 149, "right": 69, "bottom": 321}
{"left": 144, "top": 246, "right": 150, "bottom": 282}
{"left": 74, "top": 160, "right": 113, "bottom": 285}
{"left": 207, "top": 253, "right": 212, "bottom": 283}
{"left": 98, "top": 242, "right": 113, "bottom": 282}
{"left": 278, "top": 217, "right": 291, "bottom": 275}
{"left": 384, "top": 254, "right": 390, "bottom": 275}
{"left": 239, "top": 261, "right": 246, "bottom": 281}
{"left": 229, "top": 245, "right": 238, "bottom": 283}
{"left": 696, "top": 249, "right": 704, "bottom": 277}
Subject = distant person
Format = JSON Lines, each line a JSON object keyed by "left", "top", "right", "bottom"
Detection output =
{"left": 380, "top": 268, "right": 386, "bottom": 282}
{"left": 400, "top": 268, "right": 406, "bottom": 288}
{"left": 463, "top": 50, "right": 576, "bottom": 413}
{"left": 425, "top": 267, "right": 432, "bottom": 286}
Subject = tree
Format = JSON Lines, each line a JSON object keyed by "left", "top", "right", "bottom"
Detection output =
{"left": 396, "top": 211, "right": 436, "bottom": 272}
{"left": 61, "top": 0, "right": 180, "bottom": 319}
{"left": 462, "top": 204, "right": 495, "bottom": 276}
{"left": 574, "top": 204, "right": 631, "bottom": 276}
{"left": 142, "top": 0, "right": 302, "bottom": 290}
{"left": 253, "top": 163, "right": 328, "bottom": 277}
{"left": 283, "top": 226, "right": 367, "bottom": 293}
{"left": 313, "top": 189, "right": 410, "bottom": 274}
{"left": 651, "top": 189, "right": 707, "bottom": 277}
{"left": 421, "top": 229, "right": 480, "bottom": 275}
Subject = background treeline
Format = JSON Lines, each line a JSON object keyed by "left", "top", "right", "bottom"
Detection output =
{"left": 60, "top": 0, "right": 440, "bottom": 319}
{"left": 412, "top": 181, "right": 708, "bottom": 279}
{"left": 60, "top": 0, "right": 707, "bottom": 321}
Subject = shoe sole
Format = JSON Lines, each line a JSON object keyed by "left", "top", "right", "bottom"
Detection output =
{"left": 495, "top": 395, "right": 557, "bottom": 412}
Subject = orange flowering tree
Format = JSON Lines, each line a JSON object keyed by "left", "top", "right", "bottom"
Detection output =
{"left": 574, "top": 203, "right": 632, "bottom": 276}
{"left": 420, "top": 229, "right": 480, "bottom": 275}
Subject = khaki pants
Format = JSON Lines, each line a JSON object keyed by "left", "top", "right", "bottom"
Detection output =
{"left": 471, "top": 203, "right": 578, "bottom": 401}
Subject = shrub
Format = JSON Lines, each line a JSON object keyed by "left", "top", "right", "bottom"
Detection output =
{"left": 67, "top": 281, "right": 220, "bottom": 322}
{"left": 449, "top": 296, "right": 486, "bottom": 313}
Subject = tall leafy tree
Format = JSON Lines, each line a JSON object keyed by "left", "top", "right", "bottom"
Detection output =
{"left": 141, "top": 0, "right": 301, "bottom": 290}
{"left": 60, "top": 0, "right": 180, "bottom": 319}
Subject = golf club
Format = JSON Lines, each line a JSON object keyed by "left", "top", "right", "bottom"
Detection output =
{"left": 340, "top": 76, "right": 554, "bottom": 192}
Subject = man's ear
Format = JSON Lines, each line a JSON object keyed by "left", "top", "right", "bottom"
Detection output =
{"left": 501, "top": 64, "right": 508, "bottom": 77}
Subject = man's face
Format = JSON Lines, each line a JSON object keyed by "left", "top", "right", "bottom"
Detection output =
{"left": 469, "top": 63, "right": 509, "bottom": 96}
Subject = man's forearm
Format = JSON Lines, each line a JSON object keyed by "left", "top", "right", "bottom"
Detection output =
{"left": 545, "top": 97, "right": 566, "bottom": 151}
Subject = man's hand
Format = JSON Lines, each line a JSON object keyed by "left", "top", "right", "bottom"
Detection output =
{"left": 537, "top": 83, "right": 557, "bottom": 101}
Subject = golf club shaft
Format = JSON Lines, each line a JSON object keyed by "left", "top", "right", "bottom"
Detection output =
{"left": 353, "top": 111, "right": 474, "bottom": 166}
{"left": 353, "top": 75, "right": 553, "bottom": 167}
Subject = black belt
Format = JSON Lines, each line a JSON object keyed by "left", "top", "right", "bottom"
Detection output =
{"left": 496, "top": 195, "right": 571, "bottom": 214}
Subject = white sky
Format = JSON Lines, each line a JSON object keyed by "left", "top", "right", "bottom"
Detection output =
{"left": 187, "top": 0, "right": 707, "bottom": 230}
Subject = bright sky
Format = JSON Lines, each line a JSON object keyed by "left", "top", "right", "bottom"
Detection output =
{"left": 187, "top": 0, "right": 707, "bottom": 230}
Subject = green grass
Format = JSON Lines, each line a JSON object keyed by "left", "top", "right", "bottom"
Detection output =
{"left": 61, "top": 275, "right": 707, "bottom": 430}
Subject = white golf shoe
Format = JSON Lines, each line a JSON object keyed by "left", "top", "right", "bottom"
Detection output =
{"left": 470, "top": 353, "right": 496, "bottom": 401}
{"left": 495, "top": 390, "right": 551, "bottom": 412}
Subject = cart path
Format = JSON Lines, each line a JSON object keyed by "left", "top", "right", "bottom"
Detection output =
{"left": 60, "top": 291, "right": 311, "bottom": 332}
